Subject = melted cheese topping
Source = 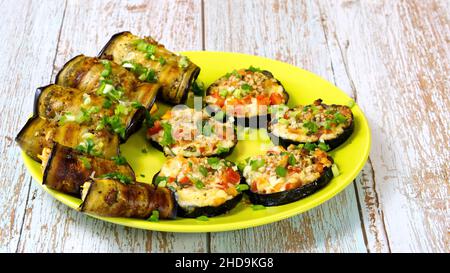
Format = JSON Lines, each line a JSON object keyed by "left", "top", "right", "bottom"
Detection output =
{"left": 270, "top": 99, "right": 353, "bottom": 142}
{"left": 149, "top": 107, "right": 236, "bottom": 157}
{"left": 242, "top": 145, "right": 332, "bottom": 194}
{"left": 205, "top": 69, "right": 286, "bottom": 118}
{"left": 158, "top": 156, "right": 241, "bottom": 208}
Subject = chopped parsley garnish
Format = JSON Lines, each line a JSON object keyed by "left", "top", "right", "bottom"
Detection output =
{"left": 193, "top": 179, "right": 205, "bottom": 189}
{"left": 158, "top": 56, "right": 166, "bottom": 65}
{"left": 75, "top": 138, "right": 101, "bottom": 156}
{"left": 139, "top": 68, "right": 157, "bottom": 83}
{"left": 303, "top": 142, "right": 317, "bottom": 151}
{"left": 275, "top": 166, "right": 287, "bottom": 177}
{"left": 103, "top": 115, "right": 126, "bottom": 139}
{"left": 102, "top": 98, "right": 112, "bottom": 109}
{"left": 333, "top": 113, "right": 347, "bottom": 124}
{"left": 147, "top": 210, "right": 159, "bottom": 222}
{"left": 111, "top": 155, "right": 127, "bottom": 165}
{"left": 216, "top": 146, "right": 230, "bottom": 155}
{"left": 100, "top": 172, "right": 133, "bottom": 185}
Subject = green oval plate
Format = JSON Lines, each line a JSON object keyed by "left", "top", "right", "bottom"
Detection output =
{"left": 22, "top": 51, "right": 371, "bottom": 232}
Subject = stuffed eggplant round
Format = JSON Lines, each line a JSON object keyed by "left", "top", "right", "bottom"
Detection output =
{"left": 98, "top": 31, "right": 200, "bottom": 105}
{"left": 241, "top": 145, "right": 334, "bottom": 206}
{"left": 268, "top": 99, "right": 354, "bottom": 150}
{"left": 146, "top": 107, "right": 237, "bottom": 157}
{"left": 205, "top": 67, "right": 288, "bottom": 128}
{"left": 153, "top": 156, "right": 243, "bottom": 218}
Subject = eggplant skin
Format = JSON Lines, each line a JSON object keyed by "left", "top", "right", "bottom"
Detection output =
{"left": 152, "top": 171, "right": 243, "bottom": 218}
{"left": 178, "top": 194, "right": 242, "bottom": 218}
{"left": 148, "top": 138, "right": 236, "bottom": 158}
{"left": 245, "top": 167, "right": 333, "bottom": 206}
{"left": 80, "top": 179, "right": 177, "bottom": 219}
{"left": 268, "top": 117, "right": 355, "bottom": 151}
{"left": 43, "top": 143, "right": 135, "bottom": 197}
{"left": 98, "top": 31, "right": 200, "bottom": 105}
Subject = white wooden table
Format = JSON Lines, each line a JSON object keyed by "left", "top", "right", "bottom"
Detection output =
{"left": 0, "top": 0, "right": 448, "bottom": 253}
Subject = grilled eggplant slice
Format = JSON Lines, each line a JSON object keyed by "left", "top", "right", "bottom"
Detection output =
{"left": 55, "top": 55, "right": 160, "bottom": 140}
{"left": 146, "top": 106, "right": 237, "bottom": 157}
{"left": 98, "top": 31, "right": 200, "bottom": 104}
{"left": 153, "top": 156, "right": 243, "bottom": 218}
{"left": 241, "top": 145, "right": 334, "bottom": 206}
{"left": 268, "top": 99, "right": 354, "bottom": 150}
{"left": 80, "top": 179, "right": 177, "bottom": 219}
{"left": 41, "top": 143, "right": 134, "bottom": 196}
{"left": 16, "top": 116, "right": 120, "bottom": 162}
{"left": 205, "top": 68, "right": 288, "bottom": 128}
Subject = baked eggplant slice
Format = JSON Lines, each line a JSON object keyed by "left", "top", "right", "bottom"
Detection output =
{"left": 240, "top": 145, "right": 334, "bottom": 206}
{"left": 98, "top": 31, "right": 200, "bottom": 104}
{"left": 55, "top": 55, "right": 160, "bottom": 140}
{"left": 268, "top": 99, "right": 354, "bottom": 150}
{"left": 41, "top": 142, "right": 134, "bottom": 196}
{"left": 80, "top": 179, "right": 177, "bottom": 219}
{"left": 146, "top": 106, "right": 237, "bottom": 157}
{"left": 153, "top": 156, "right": 243, "bottom": 218}
{"left": 205, "top": 67, "right": 288, "bottom": 128}
{"left": 15, "top": 116, "right": 120, "bottom": 162}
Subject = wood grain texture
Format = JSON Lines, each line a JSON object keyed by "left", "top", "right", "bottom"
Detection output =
{"left": 0, "top": 0, "right": 66, "bottom": 252}
{"left": 16, "top": 0, "right": 207, "bottom": 253}
{"left": 318, "top": 0, "right": 449, "bottom": 252}
{"left": 205, "top": 0, "right": 367, "bottom": 253}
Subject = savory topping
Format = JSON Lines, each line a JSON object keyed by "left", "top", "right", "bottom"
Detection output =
{"left": 155, "top": 156, "right": 241, "bottom": 208}
{"left": 241, "top": 145, "right": 333, "bottom": 194}
{"left": 205, "top": 67, "right": 287, "bottom": 118}
{"left": 99, "top": 172, "right": 133, "bottom": 185}
{"left": 270, "top": 99, "right": 353, "bottom": 143}
{"left": 146, "top": 107, "right": 236, "bottom": 157}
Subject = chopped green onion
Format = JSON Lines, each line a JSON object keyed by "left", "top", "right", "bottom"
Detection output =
{"left": 219, "top": 89, "right": 228, "bottom": 98}
{"left": 288, "top": 154, "right": 297, "bottom": 166}
{"left": 79, "top": 156, "right": 91, "bottom": 169}
{"left": 216, "top": 146, "right": 230, "bottom": 155}
{"left": 303, "top": 121, "right": 319, "bottom": 134}
{"left": 250, "top": 159, "right": 265, "bottom": 171}
{"left": 147, "top": 210, "right": 159, "bottom": 222}
{"left": 347, "top": 99, "right": 356, "bottom": 108}
{"left": 241, "top": 83, "right": 252, "bottom": 91}
{"left": 111, "top": 155, "right": 127, "bottom": 165}
{"left": 178, "top": 56, "right": 189, "bottom": 68}
{"left": 333, "top": 113, "right": 347, "bottom": 124}
{"left": 278, "top": 118, "right": 289, "bottom": 125}
{"left": 303, "top": 142, "right": 317, "bottom": 151}
{"left": 331, "top": 164, "right": 340, "bottom": 177}
{"left": 196, "top": 216, "right": 209, "bottom": 221}
{"left": 247, "top": 66, "right": 262, "bottom": 72}
{"left": 237, "top": 161, "right": 247, "bottom": 172}
{"left": 99, "top": 172, "right": 133, "bottom": 185}
{"left": 252, "top": 205, "right": 266, "bottom": 211}
{"left": 318, "top": 142, "right": 330, "bottom": 151}
{"left": 154, "top": 176, "right": 168, "bottom": 187}
{"left": 207, "top": 157, "right": 221, "bottom": 169}
{"left": 194, "top": 179, "right": 205, "bottom": 189}
{"left": 236, "top": 184, "right": 249, "bottom": 192}
{"left": 199, "top": 165, "right": 208, "bottom": 177}
{"left": 160, "top": 122, "right": 175, "bottom": 146}
{"left": 275, "top": 166, "right": 287, "bottom": 177}
{"left": 158, "top": 56, "right": 166, "bottom": 65}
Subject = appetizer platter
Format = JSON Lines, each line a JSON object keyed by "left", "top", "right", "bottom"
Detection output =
{"left": 18, "top": 31, "right": 371, "bottom": 232}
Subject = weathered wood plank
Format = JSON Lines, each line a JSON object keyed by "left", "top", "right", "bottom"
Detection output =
{"left": 17, "top": 0, "right": 207, "bottom": 253}
{"left": 0, "top": 0, "right": 66, "bottom": 252}
{"left": 205, "top": 0, "right": 368, "bottom": 252}
{"left": 318, "top": 0, "right": 449, "bottom": 252}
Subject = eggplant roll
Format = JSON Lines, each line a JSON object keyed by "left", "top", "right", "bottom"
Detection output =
{"left": 268, "top": 99, "right": 354, "bottom": 150}
{"left": 98, "top": 31, "right": 200, "bottom": 104}
{"left": 146, "top": 107, "right": 237, "bottom": 157}
{"left": 41, "top": 142, "right": 134, "bottom": 196}
{"left": 153, "top": 156, "right": 243, "bottom": 218}
{"left": 16, "top": 116, "right": 119, "bottom": 162}
{"left": 241, "top": 145, "right": 333, "bottom": 206}
{"left": 55, "top": 55, "right": 160, "bottom": 139}
{"left": 80, "top": 179, "right": 177, "bottom": 219}
{"left": 205, "top": 67, "right": 288, "bottom": 128}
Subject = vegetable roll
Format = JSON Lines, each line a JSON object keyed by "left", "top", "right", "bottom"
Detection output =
{"left": 41, "top": 142, "right": 134, "bottom": 196}
{"left": 80, "top": 178, "right": 177, "bottom": 219}
{"left": 98, "top": 31, "right": 200, "bottom": 104}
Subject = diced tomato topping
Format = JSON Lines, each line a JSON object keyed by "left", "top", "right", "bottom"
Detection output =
{"left": 179, "top": 176, "right": 191, "bottom": 184}
{"left": 223, "top": 168, "right": 241, "bottom": 185}
{"left": 147, "top": 120, "right": 162, "bottom": 136}
{"left": 251, "top": 182, "right": 258, "bottom": 192}
{"left": 168, "top": 177, "right": 176, "bottom": 183}
{"left": 199, "top": 147, "right": 205, "bottom": 153}
{"left": 269, "top": 93, "right": 284, "bottom": 105}
{"left": 256, "top": 95, "right": 270, "bottom": 106}
{"left": 241, "top": 95, "right": 253, "bottom": 104}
